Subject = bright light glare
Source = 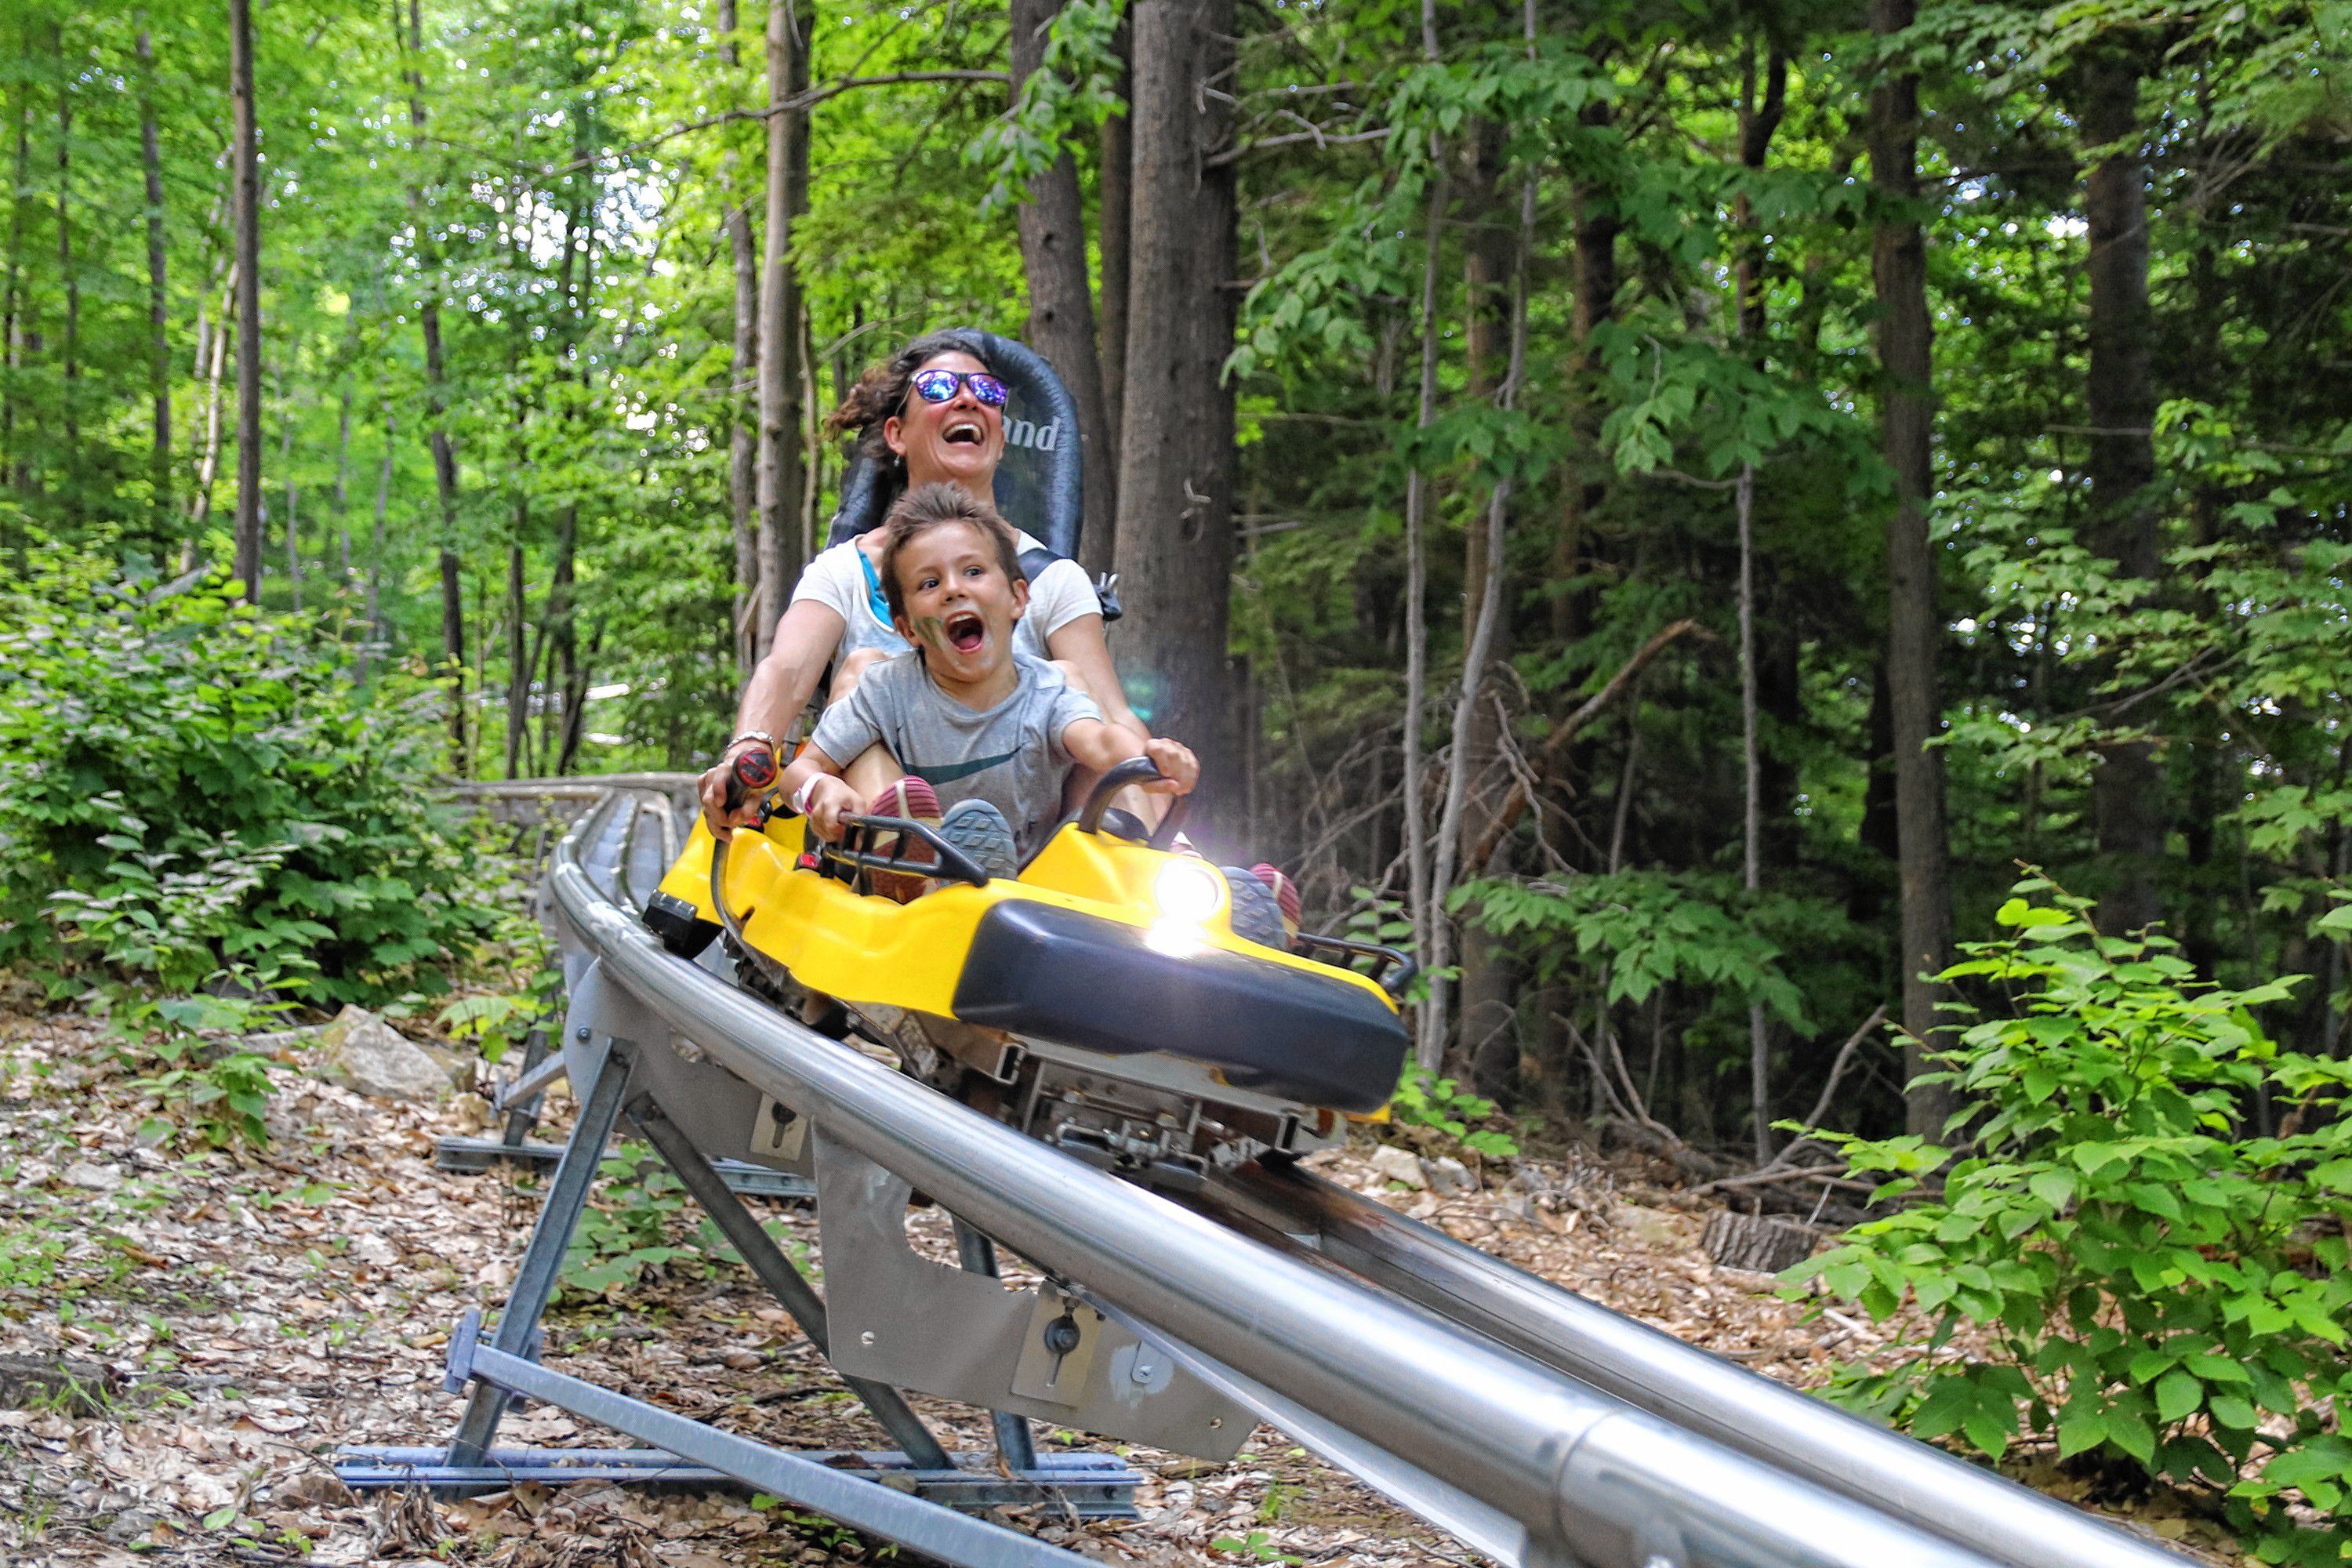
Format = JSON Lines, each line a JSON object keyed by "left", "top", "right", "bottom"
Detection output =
{"left": 1153, "top": 860, "right": 1225, "bottom": 924}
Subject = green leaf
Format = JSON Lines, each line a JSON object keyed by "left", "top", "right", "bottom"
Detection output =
{"left": 2154, "top": 1370, "right": 2203, "bottom": 1424}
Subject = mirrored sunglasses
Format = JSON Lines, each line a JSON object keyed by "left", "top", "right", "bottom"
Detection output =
{"left": 909, "top": 368, "right": 1010, "bottom": 408}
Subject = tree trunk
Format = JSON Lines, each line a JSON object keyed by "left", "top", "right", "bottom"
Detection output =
{"left": 1734, "top": 41, "right": 1788, "bottom": 1161}
{"left": 137, "top": 27, "right": 170, "bottom": 528}
{"left": 1402, "top": 176, "right": 1444, "bottom": 1014}
{"left": 546, "top": 504, "right": 578, "bottom": 771}
{"left": 366, "top": 400, "right": 391, "bottom": 666}
{"left": 332, "top": 376, "right": 353, "bottom": 583}
{"left": 1113, "top": 0, "right": 1239, "bottom": 775}
{"left": 2, "top": 92, "right": 29, "bottom": 495}
{"left": 279, "top": 374, "right": 300, "bottom": 606}
{"left": 1455, "top": 109, "right": 1520, "bottom": 1088}
{"left": 1425, "top": 20, "right": 1534, "bottom": 1069}
{"left": 1400, "top": 0, "right": 1446, "bottom": 1002}
{"left": 52, "top": 23, "right": 81, "bottom": 510}
{"left": 1551, "top": 143, "right": 1618, "bottom": 644}
{"left": 719, "top": 0, "right": 761, "bottom": 680}
{"left": 2081, "top": 44, "right": 2165, "bottom": 937}
{"left": 1010, "top": 0, "right": 1117, "bottom": 570}
{"left": 399, "top": 0, "right": 467, "bottom": 750}
{"left": 191, "top": 266, "right": 234, "bottom": 526}
{"left": 1095, "top": 15, "right": 1132, "bottom": 505}
{"left": 753, "top": 0, "right": 809, "bottom": 663}
{"left": 1871, "top": 0, "right": 1958, "bottom": 1137}
{"left": 229, "top": 0, "right": 263, "bottom": 594}
{"left": 505, "top": 535, "right": 528, "bottom": 777}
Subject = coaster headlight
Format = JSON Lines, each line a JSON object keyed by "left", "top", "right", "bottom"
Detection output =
{"left": 1152, "top": 859, "right": 1225, "bottom": 925}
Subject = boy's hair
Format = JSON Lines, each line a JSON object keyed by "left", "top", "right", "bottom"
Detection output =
{"left": 879, "top": 483, "right": 1025, "bottom": 622}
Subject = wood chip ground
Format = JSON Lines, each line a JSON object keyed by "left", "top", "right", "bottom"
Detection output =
{"left": 0, "top": 1008, "right": 2238, "bottom": 1566}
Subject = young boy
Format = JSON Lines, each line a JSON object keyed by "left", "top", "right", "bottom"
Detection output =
{"left": 773, "top": 483, "right": 1198, "bottom": 887}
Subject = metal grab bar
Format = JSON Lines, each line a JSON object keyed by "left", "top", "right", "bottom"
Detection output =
{"left": 546, "top": 789, "right": 2013, "bottom": 1568}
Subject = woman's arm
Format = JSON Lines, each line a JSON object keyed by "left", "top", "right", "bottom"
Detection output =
{"left": 1043, "top": 613, "right": 1149, "bottom": 749}
{"left": 698, "top": 597, "right": 848, "bottom": 837}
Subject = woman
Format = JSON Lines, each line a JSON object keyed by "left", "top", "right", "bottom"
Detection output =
{"left": 699, "top": 329, "right": 1147, "bottom": 837}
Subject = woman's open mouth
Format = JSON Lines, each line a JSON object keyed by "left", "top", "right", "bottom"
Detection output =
{"left": 945, "top": 610, "right": 986, "bottom": 653}
{"left": 943, "top": 419, "right": 985, "bottom": 446}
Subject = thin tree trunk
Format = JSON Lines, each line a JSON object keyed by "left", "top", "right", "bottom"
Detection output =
{"left": 396, "top": 0, "right": 467, "bottom": 750}
{"left": 1734, "top": 39, "right": 1787, "bottom": 1161}
{"left": 53, "top": 22, "right": 81, "bottom": 508}
{"left": 1095, "top": 14, "right": 1132, "bottom": 504}
{"left": 1400, "top": 0, "right": 1446, "bottom": 1006}
{"left": 1424, "top": 34, "right": 1535, "bottom": 1069}
{"left": 332, "top": 378, "right": 353, "bottom": 583}
{"left": 138, "top": 26, "right": 171, "bottom": 526}
{"left": 1455, "top": 94, "right": 1522, "bottom": 1091}
{"left": 1871, "top": 0, "right": 1958, "bottom": 1136}
{"left": 719, "top": 0, "right": 761, "bottom": 680}
{"left": 279, "top": 373, "right": 300, "bottom": 607}
{"left": 1113, "top": 0, "right": 1240, "bottom": 780}
{"left": 1736, "top": 463, "right": 1772, "bottom": 1159}
{"left": 229, "top": 0, "right": 263, "bottom": 595}
{"left": 1010, "top": 0, "right": 1116, "bottom": 567}
{"left": 505, "top": 535, "right": 528, "bottom": 777}
{"left": 2081, "top": 43, "right": 2165, "bottom": 936}
{"left": 191, "top": 265, "right": 234, "bottom": 526}
{"left": 366, "top": 400, "right": 391, "bottom": 665}
{"left": 2, "top": 91, "right": 31, "bottom": 494}
{"left": 753, "top": 0, "right": 808, "bottom": 663}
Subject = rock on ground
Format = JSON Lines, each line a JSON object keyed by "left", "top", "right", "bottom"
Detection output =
{"left": 310, "top": 1004, "right": 451, "bottom": 1102}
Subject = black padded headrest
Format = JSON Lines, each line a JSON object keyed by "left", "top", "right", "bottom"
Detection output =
{"left": 824, "top": 331, "right": 1083, "bottom": 561}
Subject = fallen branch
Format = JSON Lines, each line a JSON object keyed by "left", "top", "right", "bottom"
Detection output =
{"left": 1466, "top": 618, "right": 1705, "bottom": 874}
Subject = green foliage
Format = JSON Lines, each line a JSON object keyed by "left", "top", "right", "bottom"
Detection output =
{"left": 1389, "top": 1062, "right": 1519, "bottom": 1160}
{"left": 560, "top": 1142, "right": 703, "bottom": 1300}
{"left": 0, "top": 550, "right": 506, "bottom": 1011}
{"left": 1789, "top": 879, "right": 2352, "bottom": 1561}
{"left": 1211, "top": 1530, "right": 1303, "bottom": 1566}
{"left": 1463, "top": 870, "right": 1817, "bottom": 1031}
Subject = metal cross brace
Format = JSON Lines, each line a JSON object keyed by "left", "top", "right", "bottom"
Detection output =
{"left": 424, "top": 1308, "right": 1116, "bottom": 1566}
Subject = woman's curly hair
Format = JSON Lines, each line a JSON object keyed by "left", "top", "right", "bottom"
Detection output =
{"left": 822, "top": 328, "right": 997, "bottom": 470}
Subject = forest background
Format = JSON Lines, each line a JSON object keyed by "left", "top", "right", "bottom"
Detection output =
{"left": 0, "top": 0, "right": 2347, "bottom": 1155}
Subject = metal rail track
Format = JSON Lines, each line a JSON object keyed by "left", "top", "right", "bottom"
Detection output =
{"left": 526, "top": 782, "right": 2192, "bottom": 1568}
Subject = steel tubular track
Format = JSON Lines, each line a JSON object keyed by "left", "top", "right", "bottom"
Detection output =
{"left": 1203, "top": 1164, "right": 2184, "bottom": 1568}
{"left": 543, "top": 788, "right": 2183, "bottom": 1568}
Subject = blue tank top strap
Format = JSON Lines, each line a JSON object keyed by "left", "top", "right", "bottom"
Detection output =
{"left": 856, "top": 548, "right": 893, "bottom": 629}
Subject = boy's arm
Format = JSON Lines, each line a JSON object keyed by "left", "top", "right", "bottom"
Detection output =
{"left": 775, "top": 746, "right": 862, "bottom": 840}
{"left": 1062, "top": 718, "right": 1199, "bottom": 826}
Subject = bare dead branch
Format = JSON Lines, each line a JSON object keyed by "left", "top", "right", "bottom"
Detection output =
{"left": 1466, "top": 619, "right": 1705, "bottom": 874}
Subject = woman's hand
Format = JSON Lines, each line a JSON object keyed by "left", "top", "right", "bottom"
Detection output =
{"left": 699, "top": 738, "right": 777, "bottom": 840}
{"left": 1141, "top": 737, "right": 1199, "bottom": 794}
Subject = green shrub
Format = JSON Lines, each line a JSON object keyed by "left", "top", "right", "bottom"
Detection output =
{"left": 1788, "top": 878, "right": 2352, "bottom": 1564}
{"left": 1390, "top": 1063, "right": 1519, "bottom": 1160}
{"left": 0, "top": 550, "right": 505, "bottom": 1010}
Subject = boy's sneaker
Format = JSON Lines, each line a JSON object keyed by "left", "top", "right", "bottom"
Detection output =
{"left": 863, "top": 776, "right": 942, "bottom": 902}
{"left": 938, "top": 799, "right": 1020, "bottom": 881}
{"left": 1249, "top": 863, "right": 1303, "bottom": 939}
{"left": 1224, "top": 866, "right": 1287, "bottom": 949}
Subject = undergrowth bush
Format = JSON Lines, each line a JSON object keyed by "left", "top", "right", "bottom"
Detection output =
{"left": 0, "top": 550, "right": 504, "bottom": 1010}
{"left": 1790, "top": 877, "right": 2352, "bottom": 1565}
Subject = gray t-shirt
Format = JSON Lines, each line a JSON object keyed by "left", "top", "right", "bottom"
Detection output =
{"left": 810, "top": 652, "right": 1103, "bottom": 854}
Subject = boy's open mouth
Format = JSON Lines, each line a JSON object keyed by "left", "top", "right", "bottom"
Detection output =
{"left": 945, "top": 610, "right": 986, "bottom": 653}
{"left": 943, "top": 419, "right": 985, "bottom": 446}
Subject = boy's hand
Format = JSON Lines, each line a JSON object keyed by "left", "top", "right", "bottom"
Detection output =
{"left": 699, "top": 738, "right": 777, "bottom": 840}
{"left": 1142, "top": 737, "right": 1199, "bottom": 794}
{"left": 800, "top": 775, "right": 862, "bottom": 841}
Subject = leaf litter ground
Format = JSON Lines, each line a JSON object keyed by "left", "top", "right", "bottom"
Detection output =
{"left": 0, "top": 1006, "right": 2234, "bottom": 1566}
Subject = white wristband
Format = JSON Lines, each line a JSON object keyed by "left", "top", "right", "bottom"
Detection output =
{"left": 791, "top": 776, "right": 819, "bottom": 816}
